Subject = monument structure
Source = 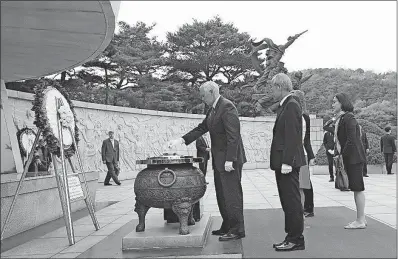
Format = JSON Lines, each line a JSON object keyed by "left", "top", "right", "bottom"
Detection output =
{"left": 1, "top": 0, "right": 120, "bottom": 240}
{"left": 233, "top": 30, "right": 312, "bottom": 115}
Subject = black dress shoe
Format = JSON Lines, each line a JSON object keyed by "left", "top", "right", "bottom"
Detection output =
{"left": 273, "top": 240, "right": 287, "bottom": 248}
{"left": 363, "top": 175, "right": 369, "bottom": 177}
{"left": 218, "top": 233, "right": 245, "bottom": 241}
{"left": 275, "top": 242, "right": 305, "bottom": 251}
{"left": 116, "top": 182, "right": 122, "bottom": 185}
{"left": 212, "top": 229, "right": 227, "bottom": 236}
{"left": 329, "top": 178, "right": 334, "bottom": 182}
{"left": 104, "top": 183, "right": 112, "bottom": 186}
{"left": 304, "top": 212, "right": 314, "bottom": 217}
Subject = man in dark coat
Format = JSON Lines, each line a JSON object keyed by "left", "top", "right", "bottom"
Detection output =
{"left": 359, "top": 125, "right": 369, "bottom": 177}
{"left": 168, "top": 81, "right": 246, "bottom": 242}
{"left": 323, "top": 119, "right": 336, "bottom": 181}
{"left": 196, "top": 134, "right": 210, "bottom": 176}
{"left": 101, "top": 131, "right": 121, "bottom": 185}
{"left": 269, "top": 73, "right": 306, "bottom": 252}
{"left": 381, "top": 126, "right": 396, "bottom": 175}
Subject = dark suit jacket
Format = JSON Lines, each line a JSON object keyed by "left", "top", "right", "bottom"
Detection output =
{"left": 336, "top": 112, "right": 366, "bottom": 165}
{"left": 303, "top": 113, "right": 315, "bottom": 160}
{"left": 323, "top": 131, "right": 335, "bottom": 151}
{"left": 360, "top": 129, "right": 369, "bottom": 150}
{"left": 196, "top": 136, "right": 210, "bottom": 161}
{"left": 101, "top": 138, "right": 119, "bottom": 162}
{"left": 270, "top": 95, "right": 306, "bottom": 170}
{"left": 381, "top": 134, "right": 397, "bottom": 154}
{"left": 183, "top": 96, "right": 247, "bottom": 172}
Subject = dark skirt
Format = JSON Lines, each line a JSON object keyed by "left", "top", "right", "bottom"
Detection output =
{"left": 344, "top": 161, "right": 365, "bottom": 192}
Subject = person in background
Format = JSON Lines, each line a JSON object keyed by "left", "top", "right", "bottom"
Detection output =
{"left": 380, "top": 126, "right": 396, "bottom": 175}
{"left": 101, "top": 131, "right": 121, "bottom": 186}
{"left": 291, "top": 90, "right": 315, "bottom": 218}
{"left": 196, "top": 134, "right": 211, "bottom": 176}
{"left": 323, "top": 118, "right": 336, "bottom": 182}
{"left": 358, "top": 125, "right": 369, "bottom": 177}
{"left": 332, "top": 93, "right": 367, "bottom": 229}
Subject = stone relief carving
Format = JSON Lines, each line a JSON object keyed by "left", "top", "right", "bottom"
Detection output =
{"left": 9, "top": 93, "right": 323, "bottom": 179}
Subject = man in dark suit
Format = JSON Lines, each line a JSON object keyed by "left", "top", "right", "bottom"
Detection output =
{"left": 323, "top": 119, "right": 336, "bottom": 182}
{"left": 381, "top": 126, "right": 396, "bottom": 175}
{"left": 101, "top": 131, "right": 121, "bottom": 185}
{"left": 359, "top": 125, "right": 369, "bottom": 177}
{"left": 269, "top": 73, "right": 306, "bottom": 252}
{"left": 168, "top": 81, "right": 247, "bottom": 241}
{"left": 196, "top": 134, "right": 210, "bottom": 176}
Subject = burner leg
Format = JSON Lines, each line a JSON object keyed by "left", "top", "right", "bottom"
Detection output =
{"left": 134, "top": 199, "right": 150, "bottom": 232}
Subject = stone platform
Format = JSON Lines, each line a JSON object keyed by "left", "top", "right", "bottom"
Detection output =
{"left": 122, "top": 213, "right": 211, "bottom": 250}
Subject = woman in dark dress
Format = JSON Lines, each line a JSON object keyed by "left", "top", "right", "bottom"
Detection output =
{"left": 332, "top": 93, "right": 367, "bottom": 229}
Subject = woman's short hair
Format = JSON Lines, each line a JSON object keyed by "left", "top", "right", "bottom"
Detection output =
{"left": 385, "top": 126, "right": 392, "bottom": 132}
{"left": 335, "top": 93, "right": 354, "bottom": 112}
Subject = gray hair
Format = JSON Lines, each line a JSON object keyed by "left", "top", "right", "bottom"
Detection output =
{"left": 271, "top": 73, "right": 293, "bottom": 92}
{"left": 200, "top": 81, "right": 220, "bottom": 95}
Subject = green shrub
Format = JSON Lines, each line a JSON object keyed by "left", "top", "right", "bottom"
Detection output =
{"left": 357, "top": 119, "right": 384, "bottom": 136}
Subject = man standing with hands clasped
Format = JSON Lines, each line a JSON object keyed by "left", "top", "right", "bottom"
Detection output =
{"left": 269, "top": 73, "right": 306, "bottom": 252}
{"left": 102, "top": 131, "right": 121, "bottom": 186}
{"left": 168, "top": 81, "right": 247, "bottom": 241}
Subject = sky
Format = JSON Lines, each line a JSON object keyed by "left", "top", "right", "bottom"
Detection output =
{"left": 116, "top": 1, "right": 396, "bottom": 73}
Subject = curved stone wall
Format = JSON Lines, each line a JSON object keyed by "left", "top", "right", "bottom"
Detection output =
{"left": 6, "top": 90, "right": 324, "bottom": 181}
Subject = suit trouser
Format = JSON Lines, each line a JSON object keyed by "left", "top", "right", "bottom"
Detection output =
{"left": 303, "top": 180, "right": 314, "bottom": 213}
{"left": 326, "top": 153, "right": 334, "bottom": 179}
{"left": 384, "top": 153, "right": 394, "bottom": 174}
{"left": 363, "top": 159, "right": 368, "bottom": 176}
{"left": 199, "top": 159, "right": 208, "bottom": 176}
{"left": 105, "top": 161, "right": 120, "bottom": 184}
{"left": 214, "top": 164, "right": 245, "bottom": 235}
{"left": 275, "top": 168, "right": 304, "bottom": 244}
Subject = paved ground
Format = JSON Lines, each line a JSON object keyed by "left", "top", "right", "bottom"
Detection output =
{"left": 1, "top": 168, "right": 396, "bottom": 258}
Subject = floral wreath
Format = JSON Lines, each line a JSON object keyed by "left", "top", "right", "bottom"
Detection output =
{"left": 16, "top": 127, "right": 37, "bottom": 158}
{"left": 31, "top": 80, "right": 80, "bottom": 158}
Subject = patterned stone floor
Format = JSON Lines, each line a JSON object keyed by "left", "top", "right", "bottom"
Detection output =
{"left": 1, "top": 168, "right": 396, "bottom": 258}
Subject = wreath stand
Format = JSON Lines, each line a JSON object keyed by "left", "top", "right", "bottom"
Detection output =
{"left": 1, "top": 97, "right": 100, "bottom": 246}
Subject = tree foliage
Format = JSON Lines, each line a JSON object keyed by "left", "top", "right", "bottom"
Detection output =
{"left": 5, "top": 19, "right": 396, "bottom": 132}
{"left": 165, "top": 16, "right": 253, "bottom": 86}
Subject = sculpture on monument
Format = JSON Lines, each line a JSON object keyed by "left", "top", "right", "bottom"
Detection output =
{"left": 134, "top": 153, "right": 207, "bottom": 235}
{"left": 233, "top": 30, "right": 312, "bottom": 115}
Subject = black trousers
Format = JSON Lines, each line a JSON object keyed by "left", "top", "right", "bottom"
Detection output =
{"left": 326, "top": 153, "right": 334, "bottom": 179}
{"left": 199, "top": 159, "right": 208, "bottom": 176}
{"left": 275, "top": 168, "right": 304, "bottom": 244}
{"left": 384, "top": 153, "right": 394, "bottom": 174}
{"left": 363, "top": 159, "right": 368, "bottom": 176}
{"left": 104, "top": 161, "right": 120, "bottom": 184}
{"left": 303, "top": 180, "right": 314, "bottom": 213}
{"left": 214, "top": 164, "right": 245, "bottom": 235}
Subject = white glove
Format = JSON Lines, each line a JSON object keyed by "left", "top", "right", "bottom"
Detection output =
{"left": 281, "top": 164, "right": 292, "bottom": 174}
{"left": 328, "top": 149, "right": 334, "bottom": 155}
{"left": 225, "top": 161, "right": 234, "bottom": 172}
{"left": 309, "top": 159, "right": 315, "bottom": 166}
{"left": 167, "top": 138, "right": 185, "bottom": 149}
{"left": 206, "top": 147, "right": 211, "bottom": 152}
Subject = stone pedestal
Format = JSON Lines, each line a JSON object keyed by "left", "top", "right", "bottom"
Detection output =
{"left": 122, "top": 213, "right": 211, "bottom": 250}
